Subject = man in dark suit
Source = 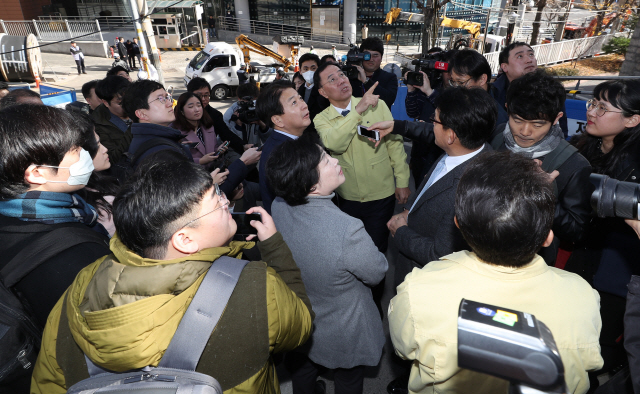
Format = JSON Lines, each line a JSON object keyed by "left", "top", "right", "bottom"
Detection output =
{"left": 387, "top": 87, "right": 497, "bottom": 287}
{"left": 256, "top": 81, "right": 311, "bottom": 213}
{"left": 296, "top": 53, "right": 329, "bottom": 123}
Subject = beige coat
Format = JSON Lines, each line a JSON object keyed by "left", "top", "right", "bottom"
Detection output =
{"left": 389, "top": 250, "right": 603, "bottom": 394}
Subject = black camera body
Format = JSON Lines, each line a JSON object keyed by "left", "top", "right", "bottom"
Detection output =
{"left": 590, "top": 173, "right": 640, "bottom": 219}
{"left": 235, "top": 96, "right": 259, "bottom": 124}
{"left": 404, "top": 71, "right": 424, "bottom": 86}
{"left": 408, "top": 52, "right": 451, "bottom": 88}
{"left": 341, "top": 44, "right": 371, "bottom": 80}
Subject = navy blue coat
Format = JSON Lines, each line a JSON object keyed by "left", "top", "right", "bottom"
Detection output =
{"left": 259, "top": 131, "right": 297, "bottom": 214}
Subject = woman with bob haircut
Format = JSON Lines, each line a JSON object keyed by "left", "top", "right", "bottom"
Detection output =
{"left": 567, "top": 79, "right": 640, "bottom": 378}
{"left": 172, "top": 91, "right": 221, "bottom": 166}
{"left": 267, "top": 133, "right": 388, "bottom": 394}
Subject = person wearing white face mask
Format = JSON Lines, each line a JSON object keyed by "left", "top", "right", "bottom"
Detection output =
{"left": 296, "top": 53, "right": 330, "bottom": 123}
{"left": 0, "top": 105, "right": 111, "bottom": 393}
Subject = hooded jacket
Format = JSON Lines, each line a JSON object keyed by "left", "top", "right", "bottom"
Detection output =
{"left": 31, "top": 232, "right": 313, "bottom": 394}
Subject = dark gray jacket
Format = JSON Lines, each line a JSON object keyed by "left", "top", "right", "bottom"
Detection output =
{"left": 272, "top": 194, "right": 387, "bottom": 368}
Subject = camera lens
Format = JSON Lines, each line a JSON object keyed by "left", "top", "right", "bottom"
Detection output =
{"left": 590, "top": 173, "right": 640, "bottom": 219}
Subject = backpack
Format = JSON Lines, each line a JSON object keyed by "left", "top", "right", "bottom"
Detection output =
{"left": 110, "top": 137, "right": 189, "bottom": 184}
{"left": 0, "top": 227, "right": 109, "bottom": 389}
{"left": 66, "top": 256, "right": 249, "bottom": 394}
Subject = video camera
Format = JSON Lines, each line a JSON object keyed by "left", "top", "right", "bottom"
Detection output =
{"left": 458, "top": 299, "right": 567, "bottom": 394}
{"left": 341, "top": 44, "right": 371, "bottom": 80}
{"left": 404, "top": 52, "right": 450, "bottom": 87}
{"left": 589, "top": 173, "right": 640, "bottom": 219}
{"left": 232, "top": 96, "right": 259, "bottom": 124}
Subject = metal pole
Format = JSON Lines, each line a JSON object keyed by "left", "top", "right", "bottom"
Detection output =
{"left": 128, "top": 0, "right": 165, "bottom": 85}
{"left": 64, "top": 19, "right": 72, "bottom": 39}
{"left": 96, "top": 19, "right": 104, "bottom": 42}
{"left": 482, "top": 8, "right": 491, "bottom": 54}
{"left": 32, "top": 20, "right": 42, "bottom": 40}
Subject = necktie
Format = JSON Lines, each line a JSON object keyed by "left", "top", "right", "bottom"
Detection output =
{"left": 409, "top": 157, "right": 447, "bottom": 213}
{"left": 341, "top": 110, "right": 350, "bottom": 117}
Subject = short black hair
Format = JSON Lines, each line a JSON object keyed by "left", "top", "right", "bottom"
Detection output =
{"left": 0, "top": 89, "right": 42, "bottom": 109}
{"left": 81, "top": 80, "right": 99, "bottom": 99}
{"left": 255, "top": 80, "right": 296, "bottom": 127}
{"left": 437, "top": 87, "right": 496, "bottom": 150}
{"left": 0, "top": 105, "right": 83, "bottom": 198}
{"left": 113, "top": 157, "right": 214, "bottom": 259}
{"left": 266, "top": 133, "right": 323, "bottom": 206}
{"left": 450, "top": 49, "right": 492, "bottom": 84}
{"left": 313, "top": 61, "right": 340, "bottom": 89}
{"left": 122, "top": 79, "right": 165, "bottom": 123}
{"left": 320, "top": 54, "right": 337, "bottom": 64}
{"left": 299, "top": 53, "right": 320, "bottom": 67}
{"left": 106, "top": 65, "right": 129, "bottom": 77}
{"left": 236, "top": 82, "right": 259, "bottom": 99}
{"left": 506, "top": 69, "right": 565, "bottom": 122}
{"left": 427, "top": 46, "right": 443, "bottom": 54}
{"left": 455, "top": 151, "right": 555, "bottom": 267}
{"left": 361, "top": 37, "right": 384, "bottom": 56}
{"left": 76, "top": 114, "right": 99, "bottom": 157}
{"left": 0, "top": 82, "right": 8, "bottom": 90}
{"left": 186, "top": 77, "right": 211, "bottom": 93}
{"left": 95, "top": 76, "right": 131, "bottom": 103}
{"left": 499, "top": 42, "right": 532, "bottom": 65}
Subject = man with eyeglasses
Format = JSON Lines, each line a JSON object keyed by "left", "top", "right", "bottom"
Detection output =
{"left": 31, "top": 158, "right": 314, "bottom": 394}
{"left": 353, "top": 37, "right": 399, "bottom": 109}
{"left": 123, "top": 80, "right": 194, "bottom": 167}
{"left": 313, "top": 62, "right": 410, "bottom": 252}
{"left": 449, "top": 50, "right": 508, "bottom": 126}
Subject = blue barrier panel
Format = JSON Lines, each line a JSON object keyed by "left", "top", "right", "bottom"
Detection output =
{"left": 566, "top": 98, "right": 588, "bottom": 138}
{"left": 391, "top": 84, "right": 411, "bottom": 121}
{"left": 40, "top": 84, "right": 77, "bottom": 108}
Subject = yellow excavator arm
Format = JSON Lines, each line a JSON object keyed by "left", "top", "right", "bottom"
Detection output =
{"left": 235, "top": 34, "right": 293, "bottom": 69}
{"left": 384, "top": 8, "right": 481, "bottom": 38}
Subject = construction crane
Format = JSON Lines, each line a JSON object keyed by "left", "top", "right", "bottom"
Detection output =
{"left": 384, "top": 7, "right": 482, "bottom": 38}
{"left": 235, "top": 34, "right": 296, "bottom": 70}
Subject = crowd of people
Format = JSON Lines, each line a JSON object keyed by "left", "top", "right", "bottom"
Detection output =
{"left": 0, "top": 37, "right": 639, "bottom": 394}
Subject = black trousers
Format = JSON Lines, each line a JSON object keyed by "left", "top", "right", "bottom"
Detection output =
{"left": 74, "top": 58, "right": 85, "bottom": 73}
{"left": 285, "top": 352, "right": 365, "bottom": 394}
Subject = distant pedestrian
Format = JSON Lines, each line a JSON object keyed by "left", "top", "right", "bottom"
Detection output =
{"left": 361, "top": 24, "right": 368, "bottom": 40}
{"left": 308, "top": 46, "right": 317, "bottom": 55}
{"left": 117, "top": 37, "right": 129, "bottom": 65}
{"left": 208, "top": 15, "right": 216, "bottom": 39}
{"left": 132, "top": 38, "right": 142, "bottom": 69}
{"left": 125, "top": 39, "right": 135, "bottom": 69}
{"left": 331, "top": 44, "right": 339, "bottom": 60}
{"left": 69, "top": 41, "right": 86, "bottom": 75}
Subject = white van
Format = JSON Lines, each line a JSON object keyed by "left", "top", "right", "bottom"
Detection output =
{"left": 184, "top": 42, "right": 280, "bottom": 100}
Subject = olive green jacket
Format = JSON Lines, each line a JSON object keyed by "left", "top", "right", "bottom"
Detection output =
{"left": 31, "top": 232, "right": 313, "bottom": 394}
{"left": 313, "top": 97, "right": 410, "bottom": 202}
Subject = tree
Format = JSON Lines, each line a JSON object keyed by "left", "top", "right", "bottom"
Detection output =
{"left": 620, "top": 15, "right": 640, "bottom": 75}
{"left": 530, "top": 0, "right": 548, "bottom": 45}
{"left": 602, "top": 36, "right": 630, "bottom": 54}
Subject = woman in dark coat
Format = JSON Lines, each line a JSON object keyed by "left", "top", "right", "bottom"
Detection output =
{"left": 567, "top": 79, "right": 640, "bottom": 377}
{"left": 268, "top": 134, "right": 388, "bottom": 394}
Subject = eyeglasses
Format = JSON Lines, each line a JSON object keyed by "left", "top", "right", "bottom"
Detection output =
{"left": 178, "top": 183, "right": 228, "bottom": 230}
{"left": 194, "top": 93, "right": 211, "bottom": 100}
{"left": 429, "top": 114, "right": 444, "bottom": 126}
{"left": 449, "top": 78, "right": 472, "bottom": 88}
{"left": 586, "top": 99, "right": 624, "bottom": 117}
{"left": 149, "top": 93, "right": 172, "bottom": 105}
{"left": 322, "top": 72, "right": 347, "bottom": 87}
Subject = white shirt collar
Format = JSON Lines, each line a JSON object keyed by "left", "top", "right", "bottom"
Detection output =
{"left": 442, "top": 145, "right": 485, "bottom": 173}
{"left": 274, "top": 129, "right": 299, "bottom": 140}
{"left": 332, "top": 100, "right": 352, "bottom": 116}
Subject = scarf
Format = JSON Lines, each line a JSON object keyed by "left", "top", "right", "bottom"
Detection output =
{"left": 503, "top": 122, "right": 565, "bottom": 159}
{"left": 0, "top": 191, "right": 98, "bottom": 226}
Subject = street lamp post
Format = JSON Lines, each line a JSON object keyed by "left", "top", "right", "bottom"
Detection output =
{"left": 506, "top": 11, "right": 518, "bottom": 44}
